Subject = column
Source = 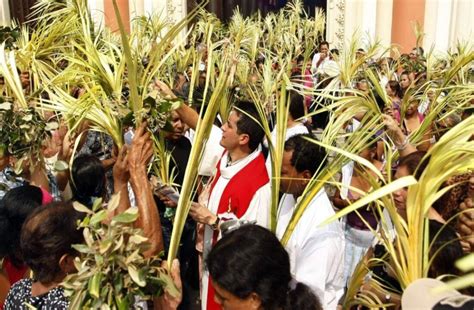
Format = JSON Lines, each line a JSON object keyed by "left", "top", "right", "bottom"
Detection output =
{"left": 449, "top": 0, "right": 474, "bottom": 49}
{"left": 342, "top": 0, "right": 377, "bottom": 50}
{"left": 104, "top": 0, "right": 130, "bottom": 33}
{"left": 360, "top": 0, "right": 377, "bottom": 48}
{"left": 375, "top": 0, "right": 393, "bottom": 48}
{"left": 423, "top": 0, "right": 453, "bottom": 52}
{"left": 326, "top": 0, "right": 346, "bottom": 50}
{"left": 88, "top": 0, "right": 105, "bottom": 29}
{"left": 129, "top": 0, "right": 145, "bottom": 21}
{"left": 391, "top": 0, "right": 426, "bottom": 54}
{"left": 0, "top": 0, "right": 10, "bottom": 26}
{"left": 343, "top": 0, "right": 359, "bottom": 46}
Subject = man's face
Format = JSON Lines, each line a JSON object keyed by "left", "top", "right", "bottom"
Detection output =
{"left": 280, "top": 150, "right": 307, "bottom": 195}
{"left": 409, "top": 49, "right": 418, "bottom": 60}
{"left": 166, "top": 111, "right": 185, "bottom": 140}
{"left": 319, "top": 44, "right": 329, "bottom": 56}
{"left": 220, "top": 110, "right": 244, "bottom": 151}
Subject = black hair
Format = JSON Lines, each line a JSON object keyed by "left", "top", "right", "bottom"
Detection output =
{"left": 233, "top": 100, "right": 265, "bottom": 152}
{"left": 207, "top": 225, "right": 321, "bottom": 310}
{"left": 330, "top": 48, "right": 339, "bottom": 56}
{"left": 0, "top": 185, "right": 43, "bottom": 265}
{"left": 21, "top": 201, "right": 84, "bottom": 283}
{"left": 400, "top": 70, "right": 411, "bottom": 81}
{"left": 71, "top": 154, "right": 105, "bottom": 207}
{"left": 397, "top": 151, "right": 429, "bottom": 180}
{"left": 288, "top": 91, "right": 306, "bottom": 121}
{"left": 255, "top": 57, "right": 265, "bottom": 68}
{"left": 318, "top": 41, "right": 329, "bottom": 49}
{"left": 284, "top": 134, "right": 326, "bottom": 176}
{"left": 428, "top": 220, "right": 463, "bottom": 278}
{"left": 387, "top": 80, "right": 403, "bottom": 98}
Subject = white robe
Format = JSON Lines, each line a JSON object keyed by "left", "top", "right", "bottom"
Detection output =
{"left": 200, "top": 136, "right": 271, "bottom": 310}
{"left": 276, "top": 191, "right": 345, "bottom": 310}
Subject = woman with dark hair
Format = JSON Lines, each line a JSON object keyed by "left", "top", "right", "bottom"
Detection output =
{"left": 206, "top": 224, "right": 321, "bottom": 310}
{"left": 399, "top": 71, "right": 411, "bottom": 95}
{"left": 385, "top": 80, "right": 402, "bottom": 121}
{"left": 401, "top": 97, "right": 424, "bottom": 135}
{"left": 0, "top": 185, "right": 53, "bottom": 308}
{"left": 71, "top": 154, "right": 106, "bottom": 207}
{"left": 4, "top": 202, "right": 83, "bottom": 309}
{"left": 393, "top": 151, "right": 442, "bottom": 222}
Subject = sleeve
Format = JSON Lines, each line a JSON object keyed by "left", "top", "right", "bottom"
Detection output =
{"left": 198, "top": 125, "right": 225, "bottom": 176}
{"left": 241, "top": 183, "right": 271, "bottom": 228}
{"left": 311, "top": 53, "right": 319, "bottom": 75}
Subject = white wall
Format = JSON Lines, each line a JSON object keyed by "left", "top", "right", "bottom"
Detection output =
{"left": 328, "top": 0, "right": 392, "bottom": 50}
{"left": 328, "top": 0, "right": 473, "bottom": 53}
{"left": 88, "top": 0, "right": 105, "bottom": 29}
{"left": 0, "top": 0, "right": 10, "bottom": 26}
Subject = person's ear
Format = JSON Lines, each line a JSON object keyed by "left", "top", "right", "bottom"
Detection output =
{"left": 248, "top": 292, "right": 262, "bottom": 310}
{"left": 59, "top": 254, "right": 76, "bottom": 275}
{"left": 302, "top": 170, "right": 313, "bottom": 181}
{"left": 239, "top": 133, "right": 250, "bottom": 146}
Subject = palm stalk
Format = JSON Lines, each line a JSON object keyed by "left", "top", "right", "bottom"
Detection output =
{"left": 0, "top": 44, "right": 28, "bottom": 109}
{"left": 112, "top": 0, "right": 141, "bottom": 117}
{"left": 167, "top": 51, "right": 233, "bottom": 265}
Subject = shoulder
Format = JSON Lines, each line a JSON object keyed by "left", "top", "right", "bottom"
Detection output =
{"left": 4, "top": 278, "right": 32, "bottom": 308}
{"left": 299, "top": 190, "right": 341, "bottom": 232}
{"left": 8, "top": 278, "right": 32, "bottom": 293}
{"left": 46, "top": 286, "right": 69, "bottom": 308}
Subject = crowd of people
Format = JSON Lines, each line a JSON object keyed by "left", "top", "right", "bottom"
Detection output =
{"left": 1, "top": 1, "right": 474, "bottom": 310}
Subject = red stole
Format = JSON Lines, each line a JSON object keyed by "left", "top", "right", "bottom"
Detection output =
{"left": 206, "top": 151, "right": 269, "bottom": 310}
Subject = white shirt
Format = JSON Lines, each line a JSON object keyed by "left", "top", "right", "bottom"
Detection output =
{"left": 276, "top": 191, "right": 345, "bottom": 310}
{"left": 311, "top": 53, "right": 331, "bottom": 76}
{"left": 200, "top": 140, "right": 271, "bottom": 310}
{"left": 311, "top": 53, "right": 339, "bottom": 85}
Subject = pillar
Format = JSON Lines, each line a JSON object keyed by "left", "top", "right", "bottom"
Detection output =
{"left": 391, "top": 0, "right": 426, "bottom": 53}
{"left": 104, "top": 0, "right": 130, "bottom": 33}
{"left": 0, "top": 0, "right": 10, "bottom": 26}
{"left": 375, "top": 0, "right": 393, "bottom": 48}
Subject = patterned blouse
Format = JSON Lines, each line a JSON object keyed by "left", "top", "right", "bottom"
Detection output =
{"left": 0, "top": 166, "right": 25, "bottom": 200}
{"left": 4, "top": 279, "right": 69, "bottom": 309}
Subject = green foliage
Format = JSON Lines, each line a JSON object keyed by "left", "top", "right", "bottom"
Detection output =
{"left": 0, "top": 26, "right": 20, "bottom": 50}
{"left": 0, "top": 101, "right": 53, "bottom": 158}
{"left": 64, "top": 196, "right": 178, "bottom": 309}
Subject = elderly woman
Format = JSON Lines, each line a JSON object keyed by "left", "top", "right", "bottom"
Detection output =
{"left": 4, "top": 202, "right": 82, "bottom": 309}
